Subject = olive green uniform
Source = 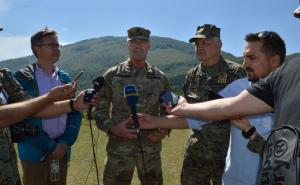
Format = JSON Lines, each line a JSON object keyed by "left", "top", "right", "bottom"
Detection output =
{"left": 94, "top": 60, "right": 171, "bottom": 185}
{"left": 181, "top": 58, "right": 246, "bottom": 185}
{"left": 0, "top": 69, "right": 26, "bottom": 185}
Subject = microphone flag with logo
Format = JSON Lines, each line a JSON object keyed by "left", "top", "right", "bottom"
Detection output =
{"left": 124, "top": 85, "right": 139, "bottom": 130}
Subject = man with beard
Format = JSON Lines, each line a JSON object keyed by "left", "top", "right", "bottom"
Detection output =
{"left": 94, "top": 27, "right": 171, "bottom": 185}
{"left": 137, "top": 31, "right": 286, "bottom": 185}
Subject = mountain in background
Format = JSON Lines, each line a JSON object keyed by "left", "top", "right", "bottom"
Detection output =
{"left": 0, "top": 36, "right": 298, "bottom": 92}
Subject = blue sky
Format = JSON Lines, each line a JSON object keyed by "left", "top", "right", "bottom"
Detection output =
{"left": 0, "top": 0, "right": 299, "bottom": 61}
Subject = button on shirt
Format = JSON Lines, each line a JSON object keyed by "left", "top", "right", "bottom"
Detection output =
{"left": 35, "top": 65, "right": 67, "bottom": 139}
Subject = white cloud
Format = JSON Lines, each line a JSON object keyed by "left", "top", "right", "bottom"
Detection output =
{"left": 0, "top": 0, "right": 31, "bottom": 17}
{"left": 0, "top": 36, "right": 32, "bottom": 61}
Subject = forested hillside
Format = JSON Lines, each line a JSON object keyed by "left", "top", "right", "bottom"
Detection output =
{"left": 1, "top": 36, "right": 297, "bottom": 92}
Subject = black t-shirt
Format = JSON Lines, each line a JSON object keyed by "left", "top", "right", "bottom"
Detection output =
{"left": 247, "top": 58, "right": 300, "bottom": 128}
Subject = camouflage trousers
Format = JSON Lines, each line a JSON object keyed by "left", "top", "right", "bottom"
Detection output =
{"left": 181, "top": 127, "right": 229, "bottom": 185}
{"left": 103, "top": 152, "right": 163, "bottom": 185}
{"left": 0, "top": 129, "right": 22, "bottom": 185}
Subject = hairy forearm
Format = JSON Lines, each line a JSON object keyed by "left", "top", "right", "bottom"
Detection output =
{"left": 175, "top": 91, "right": 273, "bottom": 121}
{"left": 0, "top": 94, "right": 51, "bottom": 128}
{"left": 177, "top": 99, "right": 232, "bottom": 120}
{"left": 35, "top": 100, "right": 72, "bottom": 118}
{"left": 156, "top": 115, "right": 188, "bottom": 129}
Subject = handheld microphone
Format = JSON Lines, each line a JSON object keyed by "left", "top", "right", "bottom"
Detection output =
{"left": 124, "top": 85, "right": 139, "bottom": 130}
{"left": 123, "top": 85, "right": 149, "bottom": 184}
{"left": 84, "top": 76, "right": 105, "bottom": 103}
{"left": 85, "top": 76, "right": 104, "bottom": 185}
{"left": 159, "top": 91, "right": 179, "bottom": 107}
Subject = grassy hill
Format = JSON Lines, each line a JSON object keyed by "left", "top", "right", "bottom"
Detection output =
{"left": 0, "top": 36, "right": 243, "bottom": 92}
{"left": 1, "top": 36, "right": 298, "bottom": 92}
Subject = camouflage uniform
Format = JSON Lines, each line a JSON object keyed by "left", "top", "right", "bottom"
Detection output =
{"left": 181, "top": 58, "right": 245, "bottom": 185}
{"left": 94, "top": 59, "right": 171, "bottom": 185}
{"left": 0, "top": 68, "right": 26, "bottom": 185}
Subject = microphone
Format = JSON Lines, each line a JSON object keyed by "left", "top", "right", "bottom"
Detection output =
{"left": 84, "top": 76, "right": 104, "bottom": 120}
{"left": 159, "top": 91, "right": 179, "bottom": 107}
{"left": 85, "top": 76, "right": 105, "bottom": 185}
{"left": 123, "top": 85, "right": 149, "bottom": 184}
{"left": 124, "top": 85, "right": 139, "bottom": 130}
{"left": 84, "top": 76, "right": 105, "bottom": 103}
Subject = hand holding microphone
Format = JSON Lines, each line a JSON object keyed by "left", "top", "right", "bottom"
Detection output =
{"left": 83, "top": 76, "right": 105, "bottom": 103}
{"left": 123, "top": 85, "right": 149, "bottom": 182}
{"left": 83, "top": 76, "right": 104, "bottom": 120}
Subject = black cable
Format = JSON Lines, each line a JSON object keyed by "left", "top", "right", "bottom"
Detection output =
{"left": 130, "top": 106, "right": 150, "bottom": 185}
{"left": 84, "top": 122, "right": 100, "bottom": 185}
{"left": 87, "top": 107, "right": 100, "bottom": 185}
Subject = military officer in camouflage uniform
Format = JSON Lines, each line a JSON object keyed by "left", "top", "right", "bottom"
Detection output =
{"left": 94, "top": 27, "right": 171, "bottom": 185}
{"left": 180, "top": 24, "right": 246, "bottom": 185}
{"left": 0, "top": 69, "right": 26, "bottom": 185}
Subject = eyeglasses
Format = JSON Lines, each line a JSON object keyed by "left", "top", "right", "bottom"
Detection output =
{"left": 257, "top": 31, "right": 278, "bottom": 49}
{"left": 38, "top": 43, "right": 62, "bottom": 49}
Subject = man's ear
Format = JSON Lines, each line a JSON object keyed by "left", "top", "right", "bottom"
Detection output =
{"left": 271, "top": 55, "right": 281, "bottom": 69}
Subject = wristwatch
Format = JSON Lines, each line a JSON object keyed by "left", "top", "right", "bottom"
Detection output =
{"left": 242, "top": 126, "right": 256, "bottom": 139}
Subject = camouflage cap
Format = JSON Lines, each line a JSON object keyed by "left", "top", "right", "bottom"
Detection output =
{"left": 189, "top": 24, "right": 221, "bottom": 43}
{"left": 127, "top": 27, "right": 151, "bottom": 41}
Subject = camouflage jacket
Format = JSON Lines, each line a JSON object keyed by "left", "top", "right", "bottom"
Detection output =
{"left": 94, "top": 59, "right": 171, "bottom": 155}
{"left": 182, "top": 57, "right": 246, "bottom": 148}
{"left": 0, "top": 68, "right": 26, "bottom": 185}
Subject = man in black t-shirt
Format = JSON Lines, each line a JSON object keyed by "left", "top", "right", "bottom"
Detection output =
{"left": 248, "top": 57, "right": 300, "bottom": 127}
{"left": 166, "top": 31, "right": 291, "bottom": 130}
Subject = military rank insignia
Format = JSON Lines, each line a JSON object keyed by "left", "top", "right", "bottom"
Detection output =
{"left": 218, "top": 73, "right": 227, "bottom": 83}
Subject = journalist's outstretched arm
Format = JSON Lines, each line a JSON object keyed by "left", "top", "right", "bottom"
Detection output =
{"left": 0, "top": 84, "right": 75, "bottom": 128}
{"left": 34, "top": 90, "right": 89, "bottom": 118}
{"left": 170, "top": 90, "right": 273, "bottom": 121}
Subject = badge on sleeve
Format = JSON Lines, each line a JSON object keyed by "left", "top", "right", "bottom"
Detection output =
{"left": 218, "top": 73, "right": 227, "bottom": 83}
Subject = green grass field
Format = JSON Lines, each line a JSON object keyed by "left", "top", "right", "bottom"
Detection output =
{"left": 18, "top": 119, "right": 191, "bottom": 185}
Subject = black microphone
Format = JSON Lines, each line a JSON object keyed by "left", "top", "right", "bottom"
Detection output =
{"left": 85, "top": 76, "right": 104, "bottom": 121}
{"left": 124, "top": 85, "right": 139, "bottom": 131}
{"left": 85, "top": 76, "right": 104, "bottom": 185}
{"left": 84, "top": 76, "right": 105, "bottom": 103}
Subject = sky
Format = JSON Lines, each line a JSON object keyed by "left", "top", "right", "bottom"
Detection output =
{"left": 0, "top": 0, "right": 299, "bottom": 61}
